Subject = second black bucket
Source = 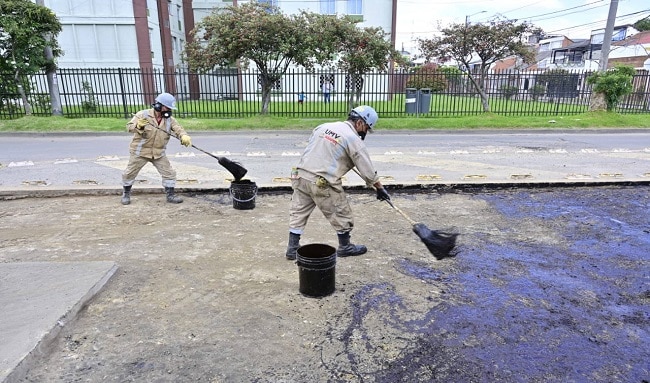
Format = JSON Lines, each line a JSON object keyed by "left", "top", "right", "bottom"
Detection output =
{"left": 230, "top": 179, "right": 257, "bottom": 210}
{"left": 296, "top": 243, "right": 337, "bottom": 297}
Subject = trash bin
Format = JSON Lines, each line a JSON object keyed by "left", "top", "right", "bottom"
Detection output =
{"left": 405, "top": 88, "right": 418, "bottom": 114}
{"left": 418, "top": 88, "right": 432, "bottom": 114}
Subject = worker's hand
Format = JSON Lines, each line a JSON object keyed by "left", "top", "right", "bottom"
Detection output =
{"left": 180, "top": 135, "right": 192, "bottom": 147}
{"left": 136, "top": 118, "right": 149, "bottom": 130}
{"left": 376, "top": 187, "right": 391, "bottom": 202}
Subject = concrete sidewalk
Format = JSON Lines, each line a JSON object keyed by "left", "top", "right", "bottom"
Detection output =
{"left": 0, "top": 262, "right": 117, "bottom": 383}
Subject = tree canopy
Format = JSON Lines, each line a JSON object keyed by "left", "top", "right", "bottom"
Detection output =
{"left": 0, "top": 0, "right": 62, "bottom": 115}
{"left": 184, "top": 2, "right": 403, "bottom": 113}
{"left": 633, "top": 17, "right": 650, "bottom": 32}
{"left": 417, "top": 17, "right": 538, "bottom": 112}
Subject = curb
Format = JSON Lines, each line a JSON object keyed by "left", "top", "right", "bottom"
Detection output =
{"left": 2, "top": 180, "right": 649, "bottom": 200}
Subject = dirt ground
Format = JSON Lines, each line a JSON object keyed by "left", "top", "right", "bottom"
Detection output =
{"left": 1, "top": 186, "right": 649, "bottom": 382}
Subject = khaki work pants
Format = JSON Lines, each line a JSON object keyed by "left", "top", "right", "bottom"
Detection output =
{"left": 289, "top": 177, "right": 354, "bottom": 235}
{"left": 122, "top": 154, "right": 177, "bottom": 188}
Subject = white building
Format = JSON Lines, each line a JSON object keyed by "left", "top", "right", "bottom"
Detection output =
{"left": 36, "top": 0, "right": 396, "bottom": 104}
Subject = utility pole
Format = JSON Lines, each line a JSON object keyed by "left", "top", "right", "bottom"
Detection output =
{"left": 35, "top": 0, "right": 63, "bottom": 115}
{"left": 599, "top": 0, "right": 619, "bottom": 72}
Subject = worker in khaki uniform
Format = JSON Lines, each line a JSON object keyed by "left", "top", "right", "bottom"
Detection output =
{"left": 121, "top": 92, "right": 192, "bottom": 205}
{"left": 286, "top": 105, "right": 391, "bottom": 260}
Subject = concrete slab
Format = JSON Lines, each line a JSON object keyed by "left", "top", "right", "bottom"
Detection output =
{"left": 0, "top": 261, "right": 118, "bottom": 383}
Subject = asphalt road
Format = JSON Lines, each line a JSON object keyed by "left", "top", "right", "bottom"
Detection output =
{"left": 1, "top": 130, "right": 649, "bottom": 195}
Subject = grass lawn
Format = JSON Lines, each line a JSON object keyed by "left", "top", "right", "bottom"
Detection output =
{"left": 0, "top": 111, "right": 648, "bottom": 133}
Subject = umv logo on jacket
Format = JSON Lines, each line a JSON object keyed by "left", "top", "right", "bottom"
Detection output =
{"left": 322, "top": 129, "right": 341, "bottom": 144}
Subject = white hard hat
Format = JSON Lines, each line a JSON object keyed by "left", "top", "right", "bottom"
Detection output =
{"left": 350, "top": 105, "right": 378, "bottom": 129}
{"left": 154, "top": 92, "right": 177, "bottom": 110}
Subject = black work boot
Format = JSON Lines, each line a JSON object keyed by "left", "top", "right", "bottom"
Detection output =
{"left": 336, "top": 232, "right": 367, "bottom": 257}
{"left": 285, "top": 232, "right": 301, "bottom": 260}
{"left": 121, "top": 185, "right": 132, "bottom": 205}
{"left": 165, "top": 187, "right": 183, "bottom": 203}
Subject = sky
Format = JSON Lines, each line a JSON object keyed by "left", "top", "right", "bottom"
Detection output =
{"left": 395, "top": 0, "right": 650, "bottom": 54}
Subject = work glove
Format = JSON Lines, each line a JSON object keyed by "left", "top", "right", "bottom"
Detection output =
{"left": 376, "top": 187, "right": 391, "bottom": 202}
{"left": 180, "top": 134, "right": 192, "bottom": 147}
{"left": 136, "top": 118, "right": 149, "bottom": 130}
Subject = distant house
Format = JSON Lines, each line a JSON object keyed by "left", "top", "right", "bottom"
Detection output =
{"left": 609, "top": 30, "right": 650, "bottom": 69}
{"left": 544, "top": 24, "right": 642, "bottom": 71}
{"left": 549, "top": 39, "right": 594, "bottom": 70}
{"left": 534, "top": 35, "right": 575, "bottom": 70}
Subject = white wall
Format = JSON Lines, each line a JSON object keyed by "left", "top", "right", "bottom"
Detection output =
{"left": 44, "top": 0, "right": 143, "bottom": 68}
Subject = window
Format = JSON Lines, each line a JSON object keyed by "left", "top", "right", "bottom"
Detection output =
{"left": 320, "top": 0, "right": 335, "bottom": 14}
{"left": 258, "top": 0, "right": 278, "bottom": 7}
{"left": 177, "top": 5, "right": 182, "bottom": 30}
{"left": 347, "top": 0, "right": 362, "bottom": 15}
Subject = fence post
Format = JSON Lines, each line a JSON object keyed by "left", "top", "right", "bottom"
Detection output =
{"left": 118, "top": 68, "right": 129, "bottom": 119}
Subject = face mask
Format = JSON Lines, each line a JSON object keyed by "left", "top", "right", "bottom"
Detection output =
{"left": 358, "top": 131, "right": 367, "bottom": 140}
{"left": 161, "top": 110, "right": 172, "bottom": 118}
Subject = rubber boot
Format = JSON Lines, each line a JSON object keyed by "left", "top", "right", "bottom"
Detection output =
{"left": 285, "top": 232, "right": 301, "bottom": 260}
{"left": 121, "top": 185, "right": 132, "bottom": 205}
{"left": 165, "top": 187, "right": 183, "bottom": 203}
{"left": 336, "top": 232, "right": 367, "bottom": 257}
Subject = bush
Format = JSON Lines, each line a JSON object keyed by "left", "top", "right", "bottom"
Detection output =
{"left": 501, "top": 85, "right": 519, "bottom": 100}
{"left": 81, "top": 81, "right": 99, "bottom": 113}
{"left": 530, "top": 84, "right": 545, "bottom": 101}
{"left": 586, "top": 65, "right": 635, "bottom": 111}
{"left": 406, "top": 63, "right": 448, "bottom": 92}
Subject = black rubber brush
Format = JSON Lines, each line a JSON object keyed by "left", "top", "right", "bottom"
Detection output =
{"left": 147, "top": 122, "right": 248, "bottom": 181}
{"left": 385, "top": 199, "right": 459, "bottom": 260}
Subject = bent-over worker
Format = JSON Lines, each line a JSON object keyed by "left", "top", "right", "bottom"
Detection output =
{"left": 286, "top": 105, "right": 391, "bottom": 260}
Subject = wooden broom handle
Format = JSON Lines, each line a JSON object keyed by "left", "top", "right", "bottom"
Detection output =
{"left": 351, "top": 168, "right": 418, "bottom": 226}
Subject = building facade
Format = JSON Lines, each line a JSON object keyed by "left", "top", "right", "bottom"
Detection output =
{"left": 37, "top": 0, "right": 396, "bottom": 103}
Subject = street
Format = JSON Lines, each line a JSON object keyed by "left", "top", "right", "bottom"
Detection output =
{"left": 1, "top": 130, "right": 649, "bottom": 194}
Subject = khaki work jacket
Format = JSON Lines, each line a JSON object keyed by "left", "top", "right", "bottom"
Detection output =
{"left": 296, "top": 120, "right": 379, "bottom": 191}
{"left": 127, "top": 109, "right": 187, "bottom": 159}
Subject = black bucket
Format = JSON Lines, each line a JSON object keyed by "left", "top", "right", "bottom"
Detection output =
{"left": 296, "top": 243, "right": 337, "bottom": 297}
{"left": 230, "top": 180, "right": 257, "bottom": 210}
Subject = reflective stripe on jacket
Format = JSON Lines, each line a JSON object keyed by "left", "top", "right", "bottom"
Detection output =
{"left": 126, "top": 109, "right": 187, "bottom": 159}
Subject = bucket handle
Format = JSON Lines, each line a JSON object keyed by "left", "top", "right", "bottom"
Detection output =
{"left": 230, "top": 186, "right": 257, "bottom": 203}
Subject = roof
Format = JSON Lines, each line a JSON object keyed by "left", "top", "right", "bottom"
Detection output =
{"left": 613, "top": 30, "right": 650, "bottom": 46}
{"left": 559, "top": 39, "right": 591, "bottom": 50}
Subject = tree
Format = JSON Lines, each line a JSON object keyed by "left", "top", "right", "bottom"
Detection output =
{"left": 186, "top": 3, "right": 306, "bottom": 114}
{"left": 406, "top": 63, "right": 448, "bottom": 92}
{"left": 185, "top": 3, "right": 334, "bottom": 114}
{"left": 417, "top": 17, "right": 538, "bottom": 112}
{"left": 633, "top": 17, "right": 650, "bottom": 32}
{"left": 320, "top": 18, "right": 406, "bottom": 109}
{"left": 587, "top": 64, "right": 635, "bottom": 111}
{"left": 0, "top": 0, "right": 62, "bottom": 115}
{"left": 185, "top": 3, "right": 405, "bottom": 113}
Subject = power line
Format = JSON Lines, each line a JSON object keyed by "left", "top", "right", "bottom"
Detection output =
{"left": 395, "top": 9, "right": 650, "bottom": 36}
{"left": 506, "top": 0, "right": 607, "bottom": 21}
{"left": 544, "top": 9, "right": 650, "bottom": 33}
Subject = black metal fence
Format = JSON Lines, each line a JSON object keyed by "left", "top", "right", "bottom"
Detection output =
{"left": 1, "top": 68, "right": 649, "bottom": 119}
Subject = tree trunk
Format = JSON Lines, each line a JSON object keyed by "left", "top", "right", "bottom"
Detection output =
{"left": 15, "top": 71, "right": 32, "bottom": 116}
{"left": 347, "top": 73, "right": 364, "bottom": 110}
{"left": 589, "top": 92, "right": 607, "bottom": 111}
{"left": 479, "top": 90, "right": 491, "bottom": 112}
{"left": 260, "top": 83, "right": 271, "bottom": 115}
{"left": 467, "top": 72, "right": 491, "bottom": 112}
